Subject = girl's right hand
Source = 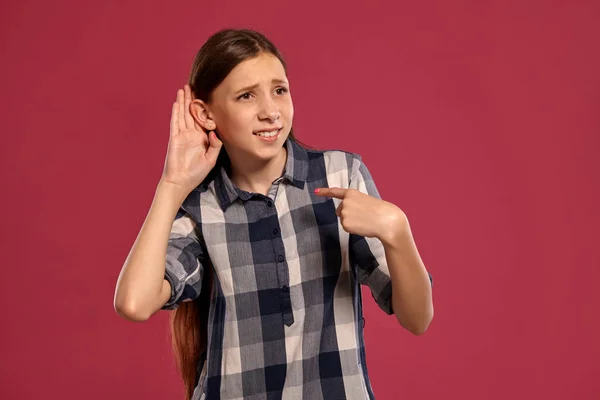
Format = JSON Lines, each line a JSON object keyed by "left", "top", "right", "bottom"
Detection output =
{"left": 161, "top": 85, "right": 223, "bottom": 194}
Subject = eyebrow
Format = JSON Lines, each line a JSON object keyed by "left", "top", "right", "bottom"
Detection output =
{"left": 234, "top": 79, "right": 289, "bottom": 95}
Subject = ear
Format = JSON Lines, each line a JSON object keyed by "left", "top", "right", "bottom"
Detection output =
{"left": 190, "top": 99, "right": 217, "bottom": 131}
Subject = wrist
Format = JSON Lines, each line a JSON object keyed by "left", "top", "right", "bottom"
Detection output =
{"left": 379, "top": 210, "right": 410, "bottom": 248}
{"left": 156, "top": 179, "right": 191, "bottom": 205}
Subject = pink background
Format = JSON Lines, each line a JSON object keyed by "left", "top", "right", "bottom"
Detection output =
{"left": 1, "top": 0, "right": 599, "bottom": 398}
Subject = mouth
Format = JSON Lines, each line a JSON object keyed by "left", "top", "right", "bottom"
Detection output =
{"left": 253, "top": 128, "right": 282, "bottom": 141}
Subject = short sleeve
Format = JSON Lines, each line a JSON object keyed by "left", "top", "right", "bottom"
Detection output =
{"left": 348, "top": 155, "right": 432, "bottom": 316}
{"left": 161, "top": 208, "right": 207, "bottom": 310}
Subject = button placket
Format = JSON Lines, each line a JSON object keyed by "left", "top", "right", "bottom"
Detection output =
{"left": 264, "top": 198, "right": 293, "bottom": 325}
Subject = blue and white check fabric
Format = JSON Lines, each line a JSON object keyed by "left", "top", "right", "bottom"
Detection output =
{"left": 162, "top": 137, "right": 426, "bottom": 399}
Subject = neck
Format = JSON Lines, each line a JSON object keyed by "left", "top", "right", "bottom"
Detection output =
{"left": 228, "top": 146, "right": 287, "bottom": 196}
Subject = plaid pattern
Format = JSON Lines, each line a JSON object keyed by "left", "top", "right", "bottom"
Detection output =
{"left": 162, "top": 137, "right": 422, "bottom": 400}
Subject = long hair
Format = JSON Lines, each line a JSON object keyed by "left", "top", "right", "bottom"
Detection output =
{"left": 169, "top": 28, "right": 305, "bottom": 400}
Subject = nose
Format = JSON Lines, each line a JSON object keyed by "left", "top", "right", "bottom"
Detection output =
{"left": 258, "top": 95, "right": 281, "bottom": 122}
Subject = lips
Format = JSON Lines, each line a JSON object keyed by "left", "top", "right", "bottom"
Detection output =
{"left": 253, "top": 127, "right": 282, "bottom": 134}
{"left": 253, "top": 127, "right": 282, "bottom": 138}
{"left": 253, "top": 128, "right": 282, "bottom": 141}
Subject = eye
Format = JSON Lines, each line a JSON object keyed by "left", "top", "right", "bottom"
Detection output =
{"left": 275, "top": 87, "right": 289, "bottom": 95}
{"left": 238, "top": 92, "right": 252, "bottom": 100}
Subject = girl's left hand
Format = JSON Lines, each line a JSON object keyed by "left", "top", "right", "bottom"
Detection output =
{"left": 314, "top": 187, "right": 408, "bottom": 245}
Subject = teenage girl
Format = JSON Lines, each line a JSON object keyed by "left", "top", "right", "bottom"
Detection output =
{"left": 114, "top": 28, "right": 433, "bottom": 400}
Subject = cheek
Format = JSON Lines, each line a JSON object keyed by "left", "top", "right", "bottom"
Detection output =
{"left": 218, "top": 106, "right": 254, "bottom": 132}
{"left": 280, "top": 98, "right": 294, "bottom": 120}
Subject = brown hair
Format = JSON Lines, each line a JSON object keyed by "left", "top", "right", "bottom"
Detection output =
{"left": 169, "top": 28, "right": 303, "bottom": 400}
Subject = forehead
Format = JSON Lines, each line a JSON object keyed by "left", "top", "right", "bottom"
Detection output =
{"left": 221, "top": 53, "right": 287, "bottom": 89}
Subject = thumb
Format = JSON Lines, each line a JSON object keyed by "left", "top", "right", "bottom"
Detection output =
{"left": 206, "top": 131, "right": 223, "bottom": 162}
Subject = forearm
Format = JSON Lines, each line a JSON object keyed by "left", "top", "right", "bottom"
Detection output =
{"left": 114, "top": 180, "right": 189, "bottom": 320}
{"left": 381, "top": 217, "right": 434, "bottom": 335}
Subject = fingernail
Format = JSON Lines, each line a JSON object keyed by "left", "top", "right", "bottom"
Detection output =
{"left": 314, "top": 189, "right": 320, "bottom": 194}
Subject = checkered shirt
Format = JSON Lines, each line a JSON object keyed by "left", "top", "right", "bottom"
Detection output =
{"left": 162, "top": 137, "right": 421, "bottom": 400}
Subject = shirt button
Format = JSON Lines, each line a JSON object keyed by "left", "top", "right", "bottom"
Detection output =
{"left": 272, "top": 228, "right": 279, "bottom": 235}
{"left": 266, "top": 200, "right": 273, "bottom": 207}
{"left": 277, "top": 254, "right": 285, "bottom": 262}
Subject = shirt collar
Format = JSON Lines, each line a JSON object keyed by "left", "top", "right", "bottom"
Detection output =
{"left": 214, "top": 136, "right": 309, "bottom": 211}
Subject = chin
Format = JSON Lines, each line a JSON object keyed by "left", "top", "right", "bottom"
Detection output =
{"left": 252, "top": 131, "right": 288, "bottom": 158}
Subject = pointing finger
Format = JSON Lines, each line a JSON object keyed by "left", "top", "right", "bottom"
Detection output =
{"left": 314, "top": 187, "right": 347, "bottom": 199}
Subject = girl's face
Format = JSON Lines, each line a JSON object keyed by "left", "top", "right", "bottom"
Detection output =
{"left": 196, "top": 52, "right": 294, "bottom": 164}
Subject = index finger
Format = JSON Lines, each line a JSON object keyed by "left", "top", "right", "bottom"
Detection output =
{"left": 314, "top": 187, "right": 347, "bottom": 199}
